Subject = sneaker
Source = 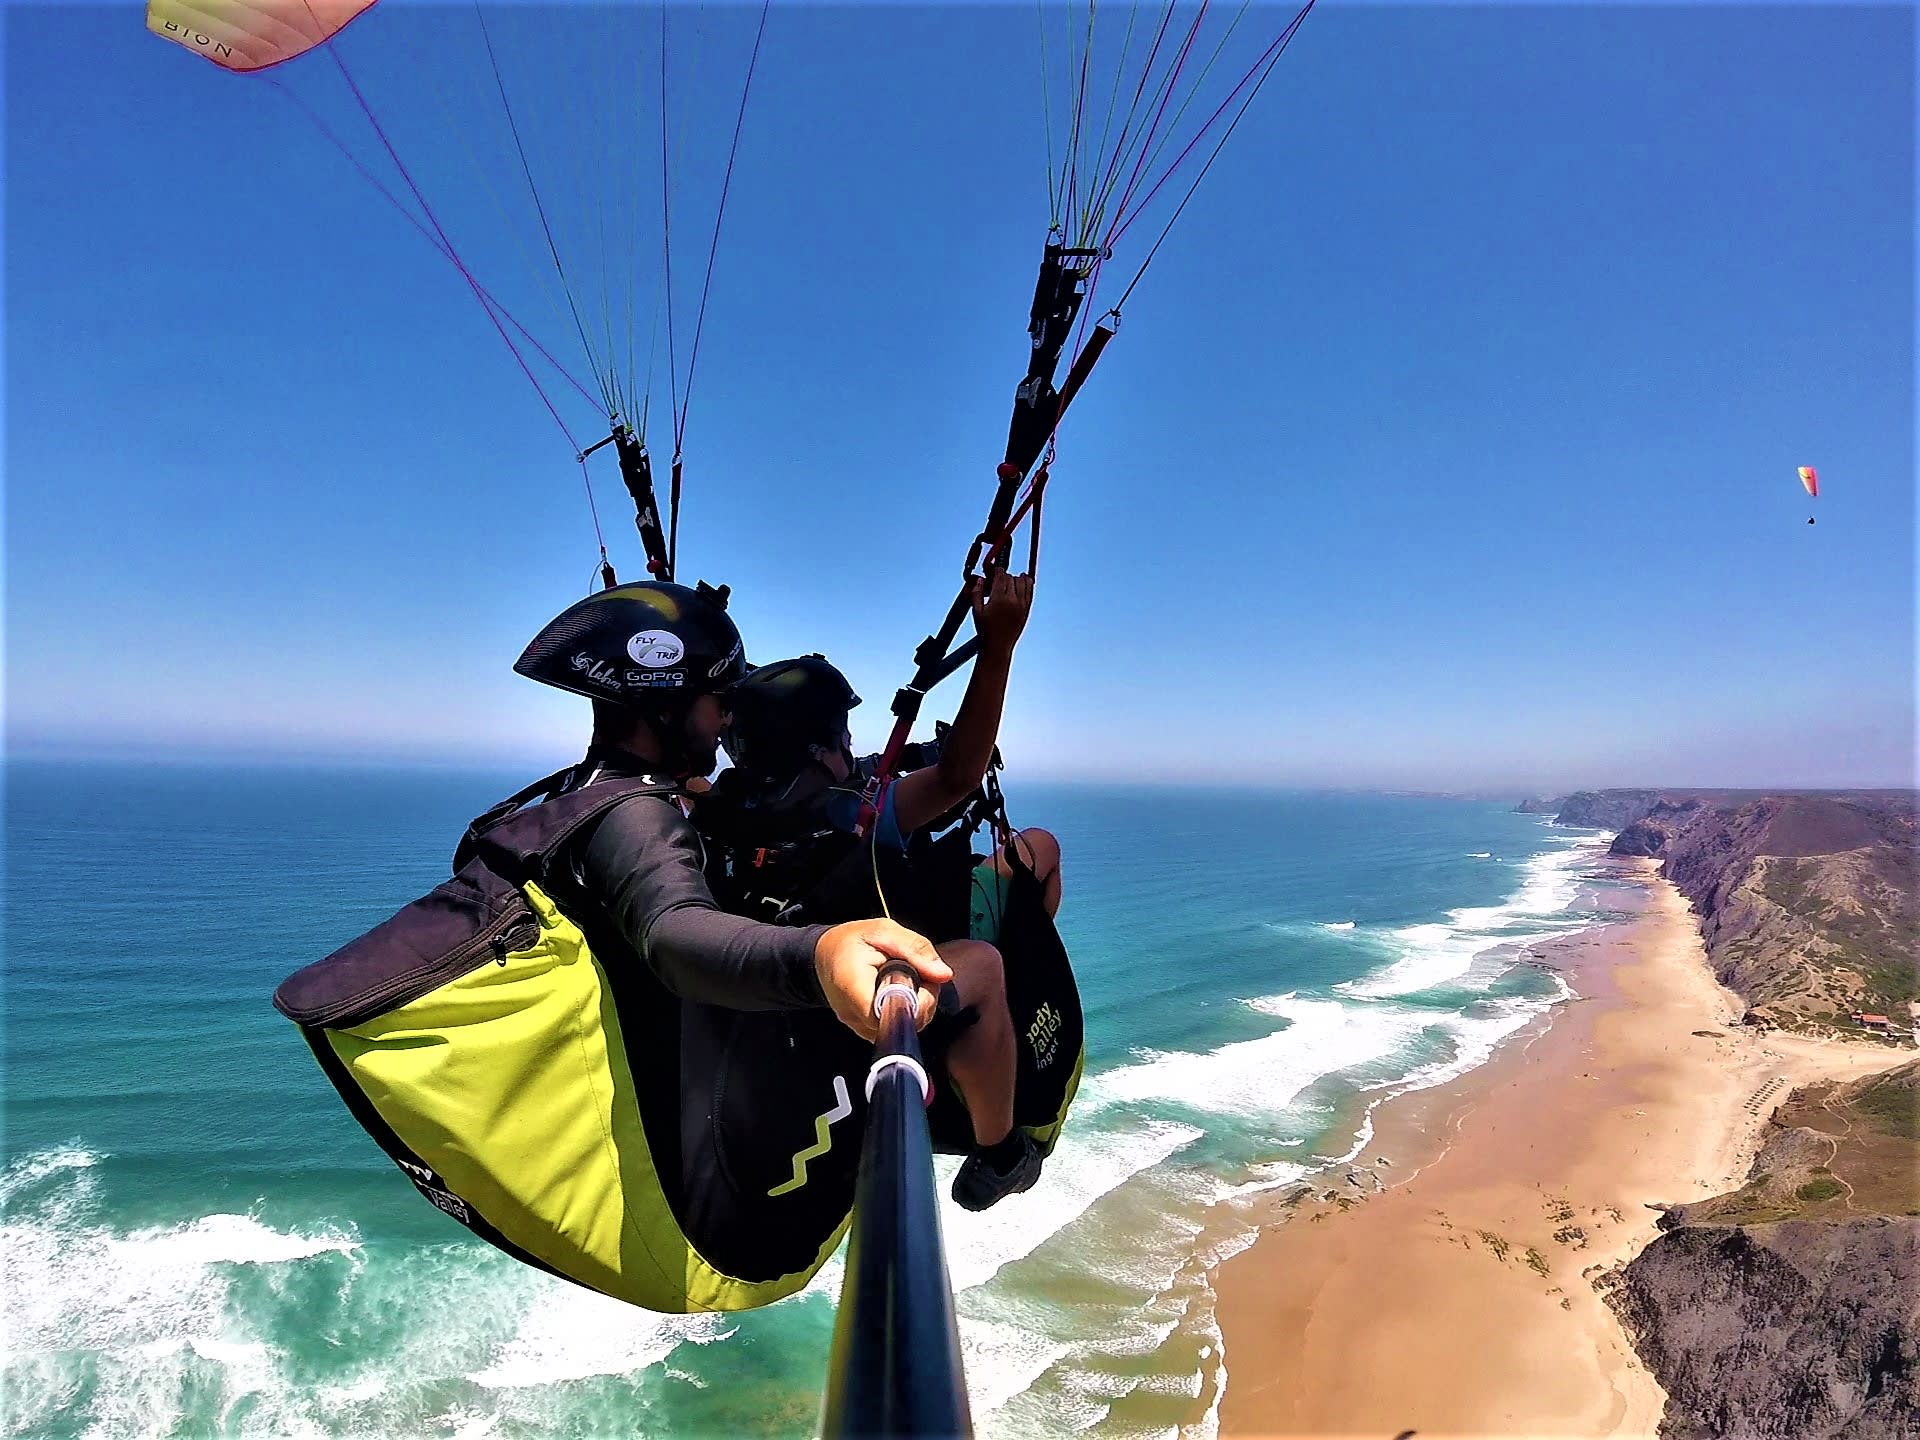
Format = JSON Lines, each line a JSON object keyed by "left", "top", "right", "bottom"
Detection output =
{"left": 950, "top": 1133, "right": 1043, "bottom": 1211}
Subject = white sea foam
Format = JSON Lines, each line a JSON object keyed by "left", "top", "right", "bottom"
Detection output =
{"left": 989, "top": 1380, "right": 1109, "bottom": 1437}
{"left": 104, "top": 1212, "right": 360, "bottom": 1270}
{"left": 1175, "top": 1267, "right": 1236, "bottom": 1440}
{"left": 0, "top": 1146, "right": 98, "bottom": 1206}
{"left": 1009, "top": 1213, "right": 1248, "bottom": 1439}
{"left": 1340, "top": 1106, "right": 1378, "bottom": 1166}
{"left": 425, "top": 1403, "right": 504, "bottom": 1438}
{"left": 1466, "top": 851, "right": 1492, "bottom": 858}
{"left": 1337, "top": 833, "right": 1607, "bottom": 998}
{"left": 961, "top": 1308, "right": 1077, "bottom": 1419}
{"left": 1, "top": 1153, "right": 364, "bottom": 1438}
{"left": 1193, "top": 1326, "right": 1229, "bottom": 1440}
{"left": 317, "top": 1371, "right": 389, "bottom": 1407}
{"left": 0, "top": 1148, "right": 642, "bottom": 1437}
{"left": 134, "top": 1336, "right": 270, "bottom": 1368}
{"left": 1316, "top": 920, "right": 1356, "bottom": 931}
{"left": 940, "top": 1118, "right": 1202, "bottom": 1292}
{"left": 802, "top": 1250, "right": 847, "bottom": 1302}
{"left": 1141, "top": 839, "right": 1614, "bottom": 1434}
{"left": 946, "top": 1151, "right": 1251, "bottom": 1433}
{"left": 467, "top": 1284, "right": 733, "bottom": 1389}
{"left": 5, "top": 1192, "right": 360, "bottom": 1369}
{"left": 1091, "top": 994, "right": 1428, "bottom": 1121}
{"left": 1212, "top": 1157, "right": 1313, "bottom": 1203}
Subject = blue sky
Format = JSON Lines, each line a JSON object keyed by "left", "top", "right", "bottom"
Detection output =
{"left": 6, "top": 2, "right": 1914, "bottom": 790}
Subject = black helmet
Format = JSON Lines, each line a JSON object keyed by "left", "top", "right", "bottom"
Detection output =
{"left": 515, "top": 580, "right": 747, "bottom": 706}
{"left": 722, "top": 654, "right": 861, "bottom": 778}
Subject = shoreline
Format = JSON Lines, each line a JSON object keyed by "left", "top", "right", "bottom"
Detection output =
{"left": 1200, "top": 857, "right": 1908, "bottom": 1439}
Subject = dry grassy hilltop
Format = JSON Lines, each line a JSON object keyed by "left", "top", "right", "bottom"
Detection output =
{"left": 1527, "top": 790, "right": 1917, "bottom": 1036}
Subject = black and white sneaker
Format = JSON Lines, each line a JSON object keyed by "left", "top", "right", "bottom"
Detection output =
{"left": 950, "top": 1133, "right": 1044, "bottom": 1212}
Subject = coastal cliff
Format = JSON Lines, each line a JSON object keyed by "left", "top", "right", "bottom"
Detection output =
{"left": 1525, "top": 790, "right": 1917, "bottom": 1034}
{"left": 1614, "top": 1062, "right": 1920, "bottom": 1439}
{"left": 1522, "top": 790, "right": 1919, "bottom": 1433}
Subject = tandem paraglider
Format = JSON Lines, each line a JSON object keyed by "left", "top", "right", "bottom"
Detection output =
{"left": 151, "top": 0, "right": 1323, "bottom": 1429}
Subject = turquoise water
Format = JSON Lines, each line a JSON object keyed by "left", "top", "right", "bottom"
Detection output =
{"left": 2, "top": 763, "right": 1627, "bottom": 1437}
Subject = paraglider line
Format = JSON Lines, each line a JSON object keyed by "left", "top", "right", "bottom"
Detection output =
{"left": 1114, "top": 0, "right": 1260, "bottom": 231}
{"left": 472, "top": 4, "right": 609, "bottom": 416}
{"left": 1106, "top": 0, "right": 1314, "bottom": 257}
{"left": 1060, "top": 0, "right": 1098, "bottom": 245}
{"left": 1081, "top": 0, "right": 1151, "bottom": 237}
{"left": 578, "top": 455, "right": 610, "bottom": 554}
{"left": 319, "top": 41, "right": 589, "bottom": 468}
{"left": 1079, "top": 0, "right": 1182, "bottom": 246}
{"left": 1037, "top": 0, "right": 1059, "bottom": 223}
{"left": 659, "top": 0, "right": 679, "bottom": 461}
{"left": 1098, "top": 0, "right": 1213, "bottom": 254}
{"left": 264, "top": 77, "right": 601, "bottom": 414}
{"left": 677, "top": 0, "right": 773, "bottom": 452}
{"left": 1061, "top": 0, "right": 1315, "bottom": 426}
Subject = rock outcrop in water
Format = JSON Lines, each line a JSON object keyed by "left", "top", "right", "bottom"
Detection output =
{"left": 1539, "top": 790, "right": 1917, "bottom": 1035}
{"left": 1613, "top": 1062, "right": 1920, "bottom": 1439}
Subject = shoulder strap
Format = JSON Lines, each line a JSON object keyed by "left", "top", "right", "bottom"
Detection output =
{"left": 452, "top": 772, "right": 676, "bottom": 878}
{"left": 455, "top": 765, "right": 577, "bottom": 862}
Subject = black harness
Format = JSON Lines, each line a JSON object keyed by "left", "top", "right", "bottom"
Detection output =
{"left": 699, "top": 735, "right": 987, "bottom": 930}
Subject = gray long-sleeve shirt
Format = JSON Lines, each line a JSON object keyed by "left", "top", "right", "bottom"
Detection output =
{"left": 574, "top": 789, "right": 830, "bottom": 1010}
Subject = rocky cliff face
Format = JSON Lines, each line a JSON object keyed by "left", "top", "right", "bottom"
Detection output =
{"left": 1546, "top": 789, "right": 1663, "bottom": 829}
{"left": 1513, "top": 796, "right": 1565, "bottom": 814}
{"left": 1538, "top": 791, "right": 1917, "bottom": 1031}
{"left": 1550, "top": 793, "right": 1919, "bottom": 1434}
{"left": 1616, "top": 1218, "right": 1918, "bottom": 1439}
{"left": 1614, "top": 1063, "right": 1920, "bottom": 1439}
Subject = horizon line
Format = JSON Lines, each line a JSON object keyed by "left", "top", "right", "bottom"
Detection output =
{"left": 5, "top": 741, "right": 1913, "bottom": 797}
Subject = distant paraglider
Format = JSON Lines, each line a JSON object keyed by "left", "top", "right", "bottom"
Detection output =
{"left": 1799, "top": 465, "right": 1819, "bottom": 524}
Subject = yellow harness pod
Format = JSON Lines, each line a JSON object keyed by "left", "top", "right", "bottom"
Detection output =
{"left": 278, "top": 767, "right": 1085, "bottom": 1314}
{"left": 326, "top": 882, "right": 845, "bottom": 1313}
{"left": 275, "top": 771, "right": 855, "bottom": 1314}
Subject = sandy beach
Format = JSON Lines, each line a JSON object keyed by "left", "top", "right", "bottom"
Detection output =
{"left": 1204, "top": 858, "right": 1909, "bottom": 1440}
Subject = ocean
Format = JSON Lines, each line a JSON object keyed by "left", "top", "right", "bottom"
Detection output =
{"left": 2, "top": 762, "right": 1625, "bottom": 1437}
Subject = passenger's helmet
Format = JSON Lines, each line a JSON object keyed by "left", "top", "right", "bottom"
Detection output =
{"left": 722, "top": 654, "right": 861, "bottom": 779}
{"left": 515, "top": 580, "right": 747, "bottom": 706}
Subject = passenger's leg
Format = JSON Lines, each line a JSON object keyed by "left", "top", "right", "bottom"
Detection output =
{"left": 934, "top": 938, "right": 1016, "bottom": 1147}
{"left": 939, "top": 935, "right": 1045, "bottom": 1210}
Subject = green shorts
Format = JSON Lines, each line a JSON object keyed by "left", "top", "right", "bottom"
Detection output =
{"left": 969, "top": 861, "right": 1011, "bottom": 944}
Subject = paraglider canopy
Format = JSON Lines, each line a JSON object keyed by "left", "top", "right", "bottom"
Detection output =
{"left": 148, "top": 0, "right": 378, "bottom": 73}
{"left": 1798, "top": 465, "right": 1819, "bottom": 498}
